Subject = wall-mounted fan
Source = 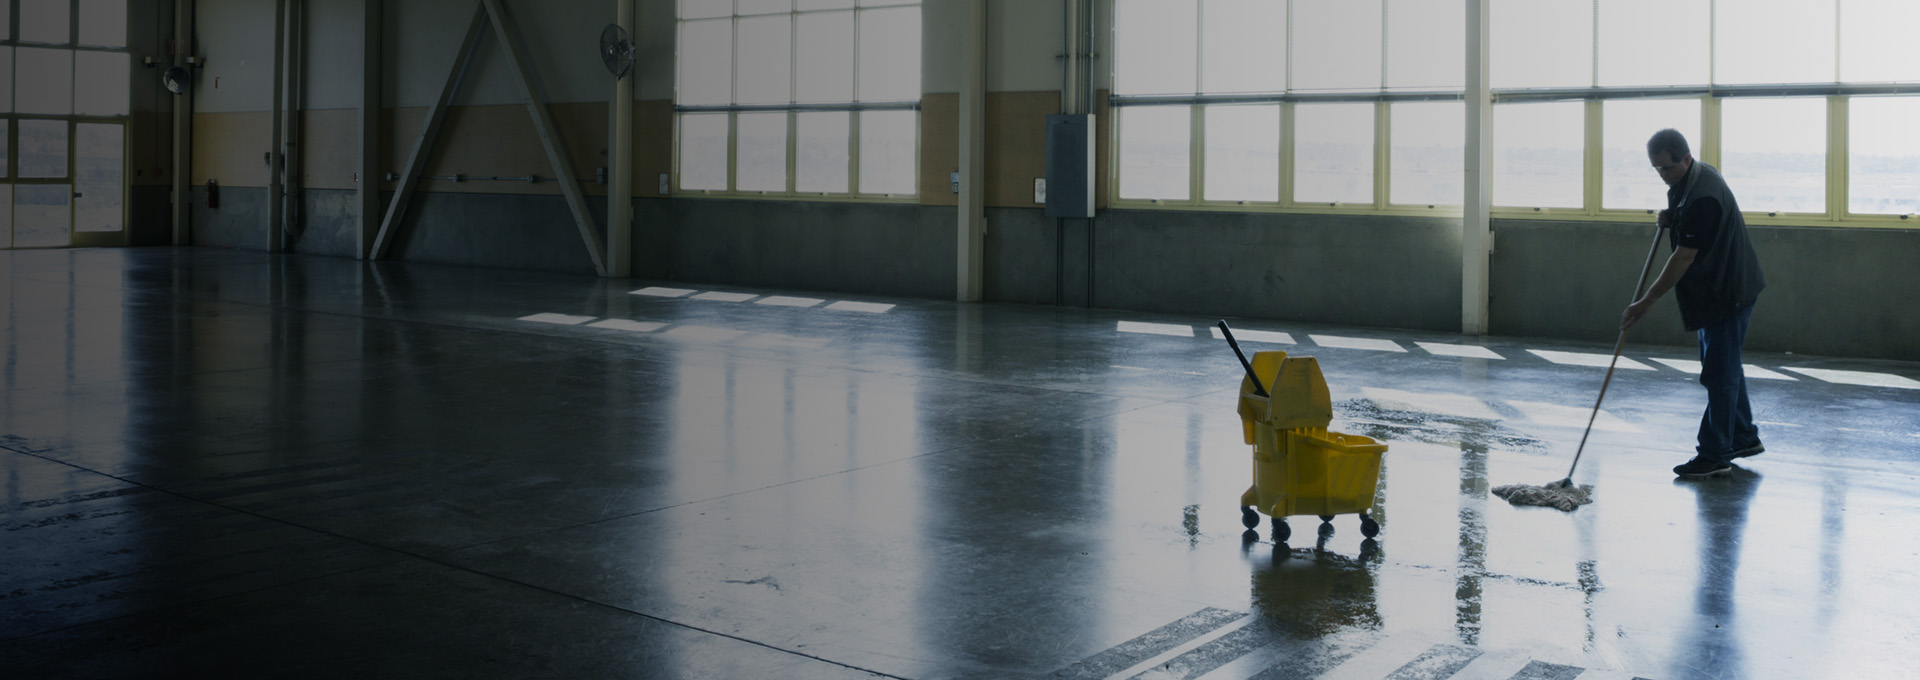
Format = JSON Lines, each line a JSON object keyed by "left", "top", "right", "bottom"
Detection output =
{"left": 600, "top": 24, "right": 635, "bottom": 79}
{"left": 162, "top": 66, "right": 191, "bottom": 94}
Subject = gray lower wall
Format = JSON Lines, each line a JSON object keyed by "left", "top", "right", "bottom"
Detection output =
{"left": 1491, "top": 219, "right": 1920, "bottom": 362}
{"left": 183, "top": 191, "right": 1920, "bottom": 362}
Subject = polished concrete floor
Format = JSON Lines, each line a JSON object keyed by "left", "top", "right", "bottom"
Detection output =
{"left": 3, "top": 248, "right": 1918, "bottom": 679}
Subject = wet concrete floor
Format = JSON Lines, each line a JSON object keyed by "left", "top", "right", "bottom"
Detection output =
{"left": 2, "top": 248, "right": 1917, "bottom": 679}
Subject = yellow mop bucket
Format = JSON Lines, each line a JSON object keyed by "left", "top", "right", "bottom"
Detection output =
{"left": 1220, "top": 322, "right": 1385, "bottom": 542}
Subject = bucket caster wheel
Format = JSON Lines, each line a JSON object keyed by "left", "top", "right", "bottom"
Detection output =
{"left": 1359, "top": 513, "right": 1380, "bottom": 538}
{"left": 1272, "top": 517, "right": 1291, "bottom": 542}
{"left": 1241, "top": 506, "right": 1259, "bottom": 529}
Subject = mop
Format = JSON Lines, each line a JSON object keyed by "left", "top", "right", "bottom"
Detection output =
{"left": 1493, "top": 223, "right": 1667, "bottom": 512}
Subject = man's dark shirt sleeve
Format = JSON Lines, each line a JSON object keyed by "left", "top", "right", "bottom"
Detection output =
{"left": 1672, "top": 196, "right": 1720, "bottom": 250}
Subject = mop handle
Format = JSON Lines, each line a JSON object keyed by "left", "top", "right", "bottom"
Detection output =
{"left": 1217, "top": 321, "right": 1268, "bottom": 397}
{"left": 1565, "top": 224, "right": 1667, "bottom": 479}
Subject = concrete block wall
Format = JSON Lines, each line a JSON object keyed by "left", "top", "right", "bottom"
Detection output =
{"left": 163, "top": 0, "right": 1920, "bottom": 362}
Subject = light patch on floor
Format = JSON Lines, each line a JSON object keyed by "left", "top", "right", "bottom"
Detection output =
{"left": 691, "top": 291, "right": 757, "bottom": 302}
{"left": 629, "top": 286, "right": 695, "bottom": 298}
{"left": 1505, "top": 399, "right": 1641, "bottom": 432}
{"left": 1649, "top": 358, "right": 1797, "bottom": 380}
{"left": 518, "top": 312, "right": 594, "bottom": 325}
{"left": 1361, "top": 386, "right": 1503, "bottom": 420}
{"left": 1781, "top": 367, "right": 1920, "bottom": 390}
{"left": 661, "top": 325, "right": 748, "bottom": 342}
{"left": 1416, "top": 342, "right": 1504, "bottom": 360}
{"left": 825, "top": 301, "right": 895, "bottom": 313}
{"left": 1208, "top": 326, "right": 1295, "bottom": 344}
{"left": 756, "top": 296, "right": 823, "bottom": 308}
{"left": 1527, "top": 349, "right": 1654, "bottom": 370}
{"left": 1117, "top": 321, "right": 1194, "bottom": 337}
{"left": 587, "top": 319, "right": 667, "bottom": 333}
{"left": 1310, "top": 334, "right": 1406, "bottom": 352}
{"left": 1109, "top": 365, "right": 1151, "bottom": 371}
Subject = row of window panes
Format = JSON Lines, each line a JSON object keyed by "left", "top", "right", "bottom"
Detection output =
{"left": 1, "top": 120, "right": 125, "bottom": 246}
{"left": 0, "top": 47, "right": 129, "bottom": 115}
{"left": 678, "top": 110, "right": 916, "bottom": 195}
{"left": 0, "top": 0, "right": 126, "bottom": 47}
{"left": 1115, "top": 0, "right": 1920, "bottom": 95}
{"left": 1117, "top": 97, "right": 1920, "bottom": 216}
{"left": 679, "top": 0, "right": 915, "bottom": 20}
{"left": 677, "top": 5, "right": 919, "bottom": 106}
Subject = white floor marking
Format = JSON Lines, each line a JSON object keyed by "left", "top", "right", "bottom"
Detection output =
{"left": 1781, "top": 367, "right": 1920, "bottom": 390}
{"left": 824, "top": 301, "right": 895, "bottom": 313}
{"left": 1361, "top": 387, "right": 1503, "bottom": 420}
{"left": 1099, "top": 614, "right": 1261, "bottom": 680}
{"left": 586, "top": 319, "right": 666, "bottom": 333}
{"left": 1649, "top": 358, "right": 1796, "bottom": 380}
{"left": 1527, "top": 349, "right": 1655, "bottom": 370}
{"left": 1310, "top": 334, "right": 1406, "bottom": 352}
{"left": 691, "top": 291, "right": 757, "bottom": 302}
{"left": 756, "top": 295, "right": 823, "bottom": 307}
{"left": 1416, "top": 341, "right": 1505, "bottom": 359}
{"left": 518, "top": 312, "right": 594, "bottom": 325}
{"left": 1118, "top": 321, "right": 1195, "bottom": 337}
{"left": 661, "top": 325, "right": 747, "bottom": 342}
{"left": 1442, "top": 649, "right": 1532, "bottom": 680}
{"left": 1209, "top": 326, "right": 1295, "bottom": 344}
{"left": 1571, "top": 670, "right": 1646, "bottom": 680}
{"left": 629, "top": 286, "right": 694, "bottom": 298}
{"left": 1311, "top": 636, "right": 1439, "bottom": 680}
{"left": 1505, "top": 399, "right": 1642, "bottom": 432}
{"left": 737, "top": 332, "right": 829, "bottom": 349}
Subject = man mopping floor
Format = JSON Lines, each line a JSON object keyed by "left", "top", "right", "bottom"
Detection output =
{"left": 1621, "top": 128, "right": 1768, "bottom": 479}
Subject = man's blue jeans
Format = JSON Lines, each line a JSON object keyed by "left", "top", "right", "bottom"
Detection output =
{"left": 1696, "top": 303, "right": 1759, "bottom": 461}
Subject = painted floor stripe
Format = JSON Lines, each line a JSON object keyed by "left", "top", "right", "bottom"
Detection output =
{"left": 1380, "top": 644, "right": 1484, "bottom": 680}
{"left": 1361, "top": 387, "right": 1503, "bottom": 421}
{"left": 1310, "top": 335, "right": 1407, "bottom": 353}
{"left": 691, "top": 291, "right": 757, "bottom": 302}
{"left": 1314, "top": 637, "right": 1448, "bottom": 680}
{"left": 1432, "top": 649, "right": 1529, "bottom": 680}
{"left": 1526, "top": 349, "right": 1655, "bottom": 371}
{"left": 1647, "top": 358, "right": 1796, "bottom": 380}
{"left": 756, "top": 295, "right": 823, "bottom": 307}
{"left": 1119, "top": 321, "right": 1196, "bottom": 337}
{"left": 1047, "top": 608, "right": 1245, "bottom": 680}
{"left": 1210, "top": 326, "right": 1296, "bottom": 345}
{"left": 1120, "top": 619, "right": 1273, "bottom": 679}
{"left": 1417, "top": 342, "right": 1505, "bottom": 360}
{"left": 628, "top": 286, "right": 694, "bottom": 297}
{"left": 825, "top": 300, "right": 895, "bottom": 313}
{"left": 1506, "top": 659, "right": 1586, "bottom": 680}
{"left": 1505, "top": 399, "right": 1641, "bottom": 433}
{"left": 518, "top": 312, "right": 594, "bottom": 325}
{"left": 1096, "top": 614, "right": 1262, "bottom": 680}
{"left": 1780, "top": 366, "right": 1920, "bottom": 390}
{"left": 1193, "top": 634, "right": 1376, "bottom": 680}
{"left": 586, "top": 319, "right": 666, "bottom": 333}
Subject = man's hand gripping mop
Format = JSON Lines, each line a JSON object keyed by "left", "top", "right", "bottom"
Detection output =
{"left": 1492, "top": 222, "right": 1666, "bottom": 512}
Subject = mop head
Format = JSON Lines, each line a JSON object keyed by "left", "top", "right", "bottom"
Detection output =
{"left": 1491, "top": 481, "right": 1593, "bottom": 512}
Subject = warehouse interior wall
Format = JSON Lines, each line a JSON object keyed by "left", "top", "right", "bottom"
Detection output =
{"left": 165, "top": 0, "right": 1920, "bottom": 362}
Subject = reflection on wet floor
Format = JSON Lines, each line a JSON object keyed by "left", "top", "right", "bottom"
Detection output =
{"left": 3, "top": 249, "right": 1919, "bottom": 679}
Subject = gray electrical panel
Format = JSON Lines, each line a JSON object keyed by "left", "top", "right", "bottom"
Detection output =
{"left": 1045, "top": 114, "right": 1096, "bottom": 218}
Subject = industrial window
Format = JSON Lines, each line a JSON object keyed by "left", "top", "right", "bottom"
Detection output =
{"left": 1203, "top": 104, "right": 1278, "bottom": 203}
{"left": 1293, "top": 103, "right": 1373, "bottom": 205}
{"left": 1390, "top": 102, "right": 1463, "bottom": 207}
{"left": 674, "top": 0, "right": 921, "bottom": 200}
{"left": 1490, "top": 0, "right": 1589, "bottom": 90}
{"left": 1720, "top": 98, "right": 1827, "bottom": 215}
{"left": 4, "top": 0, "right": 129, "bottom": 250}
{"left": 1849, "top": 98, "right": 1920, "bottom": 215}
{"left": 1714, "top": 0, "right": 1834, "bottom": 86}
{"left": 1601, "top": 99, "right": 1699, "bottom": 211}
{"left": 1492, "top": 102, "right": 1583, "bottom": 209}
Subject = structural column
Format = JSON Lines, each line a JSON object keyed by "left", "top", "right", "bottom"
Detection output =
{"left": 171, "top": 0, "right": 195, "bottom": 245}
{"left": 357, "top": 0, "right": 381, "bottom": 259}
{"left": 1461, "top": 0, "right": 1493, "bottom": 334}
{"left": 269, "top": 0, "right": 286, "bottom": 252}
{"left": 607, "top": 0, "right": 635, "bottom": 278}
{"left": 955, "top": 0, "right": 986, "bottom": 302}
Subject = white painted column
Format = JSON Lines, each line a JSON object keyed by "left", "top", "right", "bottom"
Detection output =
{"left": 269, "top": 0, "right": 287, "bottom": 252}
{"left": 607, "top": 0, "right": 635, "bottom": 278}
{"left": 956, "top": 0, "right": 986, "bottom": 302}
{"left": 357, "top": 0, "right": 381, "bottom": 259}
{"left": 171, "top": 0, "right": 195, "bottom": 245}
{"left": 1461, "top": 0, "right": 1493, "bottom": 335}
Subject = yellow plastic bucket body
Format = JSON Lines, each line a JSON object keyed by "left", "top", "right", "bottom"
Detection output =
{"left": 1235, "top": 350, "right": 1386, "bottom": 519}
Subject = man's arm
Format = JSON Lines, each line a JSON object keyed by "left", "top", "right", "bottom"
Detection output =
{"left": 1621, "top": 244, "right": 1696, "bottom": 331}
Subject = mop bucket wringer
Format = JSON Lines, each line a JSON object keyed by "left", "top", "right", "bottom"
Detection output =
{"left": 1234, "top": 350, "right": 1386, "bottom": 542}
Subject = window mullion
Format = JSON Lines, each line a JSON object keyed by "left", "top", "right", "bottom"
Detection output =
{"left": 1373, "top": 100, "right": 1389, "bottom": 209}
{"left": 1279, "top": 102, "right": 1295, "bottom": 206}
{"left": 1189, "top": 105, "right": 1203, "bottom": 205}
{"left": 1583, "top": 99, "right": 1601, "bottom": 215}
{"left": 1828, "top": 95, "right": 1847, "bottom": 221}
{"left": 1701, "top": 95, "right": 1720, "bottom": 167}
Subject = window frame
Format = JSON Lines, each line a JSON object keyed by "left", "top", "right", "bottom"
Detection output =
{"left": 672, "top": 1, "right": 921, "bottom": 204}
{"left": 3, "top": 0, "right": 132, "bottom": 250}
{"left": 1105, "top": 0, "right": 1920, "bottom": 229}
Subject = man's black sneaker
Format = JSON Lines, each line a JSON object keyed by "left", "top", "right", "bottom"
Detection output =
{"left": 1729, "top": 443, "right": 1765, "bottom": 459}
{"left": 1673, "top": 455, "right": 1734, "bottom": 478}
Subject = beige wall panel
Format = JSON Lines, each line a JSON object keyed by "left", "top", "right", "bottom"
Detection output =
{"left": 919, "top": 93, "right": 958, "bottom": 207}
{"left": 634, "top": 100, "right": 674, "bottom": 198}
{"left": 986, "top": 91, "right": 1056, "bottom": 208}
{"left": 300, "top": 109, "right": 360, "bottom": 191}
{"left": 193, "top": 111, "right": 272, "bottom": 187}
{"left": 381, "top": 103, "right": 611, "bottom": 196}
